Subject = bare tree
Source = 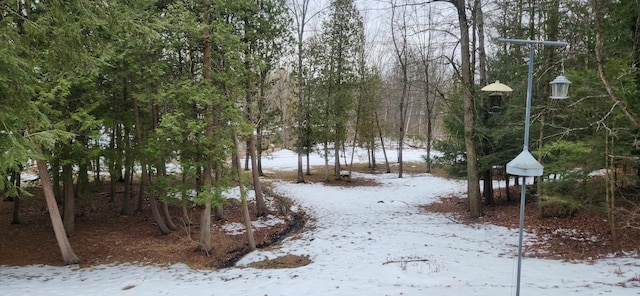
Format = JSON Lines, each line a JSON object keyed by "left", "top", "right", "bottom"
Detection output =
{"left": 289, "top": 0, "right": 325, "bottom": 183}
{"left": 390, "top": 0, "right": 412, "bottom": 178}
{"left": 436, "top": 0, "right": 482, "bottom": 217}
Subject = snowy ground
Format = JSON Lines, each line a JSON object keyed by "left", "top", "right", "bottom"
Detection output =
{"left": 1, "top": 148, "right": 639, "bottom": 295}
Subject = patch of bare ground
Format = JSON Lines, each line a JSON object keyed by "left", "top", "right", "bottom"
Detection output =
{"left": 246, "top": 254, "right": 311, "bottom": 269}
{"left": 422, "top": 186, "right": 640, "bottom": 261}
{"left": 263, "top": 161, "right": 431, "bottom": 187}
{"left": 0, "top": 181, "right": 306, "bottom": 269}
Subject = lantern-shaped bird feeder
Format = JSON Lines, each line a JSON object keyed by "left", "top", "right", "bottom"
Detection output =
{"left": 481, "top": 80, "right": 513, "bottom": 115}
{"left": 549, "top": 75, "right": 571, "bottom": 99}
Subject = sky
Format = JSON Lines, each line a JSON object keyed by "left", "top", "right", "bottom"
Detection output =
{"left": 1, "top": 147, "right": 639, "bottom": 296}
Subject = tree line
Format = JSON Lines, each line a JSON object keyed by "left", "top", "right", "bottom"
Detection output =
{"left": 2, "top": 0, "right": 640, "bottom": 263}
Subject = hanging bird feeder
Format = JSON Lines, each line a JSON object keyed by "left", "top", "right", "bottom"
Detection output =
{"left": 481, "top": 80, "right": 513, "bottom": 115}
{"left": 549, "top": 75, "right": 571, "bottom": 99}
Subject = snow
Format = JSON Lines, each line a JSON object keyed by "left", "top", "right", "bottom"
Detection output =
{"left": 1, "top": 148, "right": 639, "bottom": 295}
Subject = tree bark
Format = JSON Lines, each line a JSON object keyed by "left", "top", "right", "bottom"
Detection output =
{"left": 146, "top": 169, "right": 172, "bottom": 235}
{"left": 375, "top": 111, "right": 391, "bottom": 173}
{"left": 233, "top": 133, "right": 256, "bottom": 250}
{"left": 10, "top": 171, "right": 20, "bottom": 224}
{"left": 292, "top": 0, "right": 311, "bottom": 183}
{"left": 198, "top": 0, "right": 214, "bottom": 254}
{"left": 244, "top": 58, "right": 268, "bottom": 216}
{"left": 62, "top": 162, "right": 75, "bottom": 237}
{"left": 37, "top": 160, "right": 80, "bottom": 265}
{"left": 592, "top": 0, "right": 640, "bottom": 127}
{"left": 132, "top": 91, "right": 145, "bottom": 213}
{"left": 451, "top": 0, "right": 482, "bottom": 217}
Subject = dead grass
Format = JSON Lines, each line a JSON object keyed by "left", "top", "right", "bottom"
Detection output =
{"left": 246, "top": 254, "right": 312, "bottom": 269}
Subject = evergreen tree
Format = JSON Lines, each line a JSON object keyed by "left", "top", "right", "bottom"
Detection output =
{"left": 318, "top": 0, "right": 364, "bottom": 180}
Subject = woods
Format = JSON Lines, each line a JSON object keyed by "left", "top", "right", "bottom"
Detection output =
{"left": 1, "top": 0, "right": 640, "bottom": 264}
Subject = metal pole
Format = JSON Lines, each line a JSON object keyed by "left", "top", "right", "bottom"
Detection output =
{"left": 516, "top": 175, "right": 527, "bottom": 296}
{"left": 498, "top": 38, "right": 568, "bottom": 296}
{"left": 514, "top": 43, "right": 536, "bottom": 296}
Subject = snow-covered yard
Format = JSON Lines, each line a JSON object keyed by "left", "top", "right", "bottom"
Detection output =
{"left": 1, "top": 148, "right": 638, "bottom": 295}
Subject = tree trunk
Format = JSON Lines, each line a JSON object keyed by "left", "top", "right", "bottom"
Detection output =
{"left": 249, "top": 134, "right": 268, "bottom": 216}
{"left": 37, "top": 160, "right": 80, "bottom": 265}
{"left": 592, "top": 0, "right": 640, "bottom": 127}
{"left": 146, "top": 167, "right": 172, "bottom": 235}
{"left": 199, "top": 202, "right": 213, "bottom": 255}
{"left": 108, "top": 127, "right": 117, "bottom": 203}
{"left": 244, "top": 63, "right": 268, "bottom": 216}
{"left": 453, "top": 0, "right": 482, "bottom": 217}
{"left": 233, "top": 133, "right": 256, "bottom": 250}
{"left": 390, "top": 3, "right": 408, "bottom": 179}
{"left": 52, "top": 157, "right": 61, "bottom": 204}
{"left": 482, "top": 169, "right": 493, "bottom": 205}
{"left": 132, "top": 90, "right": 145, "bottom": 214}
{"left": 306, "top": 151, "right": 311, "bottom": 175}
{"left": 245, "top": 141, "right": 250, "bottom": 171}
{"left": 606, "top": 132, "right": 620, "bottom": 250}
{"left": 121, "top": 151, "right": 131, "bottom": 216}
{"left": 198, "top": 0, "right": 214, "bottom": 255}
{"left": 293, "top": 0, "right": 310, "bottom": 184}
{"left": 375, "top": 111, "right": 391, "bottom": 173}
{"left": 62, "top": 162, "right": 75, "bottom": 237}
{"left": 161, "top": 201, "right": 177, "bottom": 230}
{"left": 12, "top": 196, "right": 20, "bottom": 224}
{"left": 11, "top": 171, "right": 20, "bottom": 224}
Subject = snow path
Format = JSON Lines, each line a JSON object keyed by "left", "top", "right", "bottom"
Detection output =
{"left": 1, "top": 149, "right": 639, "bottom": 295}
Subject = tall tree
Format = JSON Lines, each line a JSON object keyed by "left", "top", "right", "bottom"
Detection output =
{"left": 288, "top": 0, "right": 320, "bottom": 183}
{"left": 0, "top": 0, "right": 114, "bottom": 263}
{"left": 437, "top": 0, "right": 482, "bottom": 217}
{"left": 319, "top": 0, "right": 365, "bottom": 180}
{"left": 389, "top": 0, "right": 418, "bottom": 178}
{"left": 238, "top": 0, "right": 290, "bottom": 216}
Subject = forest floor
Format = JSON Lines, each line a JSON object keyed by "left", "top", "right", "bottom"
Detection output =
{"left": 423, "top": 186, "right": 640, "bottom": 261}
{"left": 0, "top": 165, "right": 638, "bottom": 269}
{"left": 0, "top": 180, "right": 306, "bottom": 269}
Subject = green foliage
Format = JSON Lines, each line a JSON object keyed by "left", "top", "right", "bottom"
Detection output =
{"left": 431, "top": 138, "right": 467, "bottom": 178}
{"left": 540, "top": 140, "right": 600, "bottom": 177}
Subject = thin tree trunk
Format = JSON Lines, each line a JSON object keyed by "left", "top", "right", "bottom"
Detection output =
{"left": 136, "top": 165, "right": 145, "bottom": 213}
{"left": 375, "top": 111, "right": 391, "bottom": 173}
{"left": 108, "top": 127, "right": 117, "bottom": 203}
{"left": 390, "top": 2, "right": 410, "bottom": 179}
{"left": 52, "top": 157, "right": 61, "bottom": 204}
{"left": 62, "top": 162, "right": 74, "bottom": 237}
{"left": 249, "top": 134, "right": 268, "bottom": 216}
{"left": 592, "top": 0, "right": 640, "bottom": 127}
{"left": 12, "top": 196, "right": 20, "bottom": 224}
{"left": 161, "top": 201, "right": 177, "bottom": 230}
{"left": 306, "top": 151, "right": 310, "bottom": 175}
{"left": 233, "top": 133, "right": 256, "bottom": 250}
{"left": 606, "top": 132, "right": 620, "bottom": 250}
{"left": 293, "top": 0, "right": 310, "bottom": 183}
{"left": 244, "top": 63, "right": 267, "bottom": 215}
{"left": 11, "top": 171, "right": 20, "bottom": 224}
{"left": 181, "top": 172, "right": 192, "bottom": 227}
{"left": 198, "top": 0, "right": 214, "bottom": 254}
{"left": 37, "top": 160, "right": 80, "bottom": 265}
{"left": 121, "top": 143, "right": 131, "bottom": 216}
{"left": 146, "top": 169, "right": 172, "bottom": 235}
{"left": 132, "top": 94, "right": 145, "bottom": 213}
